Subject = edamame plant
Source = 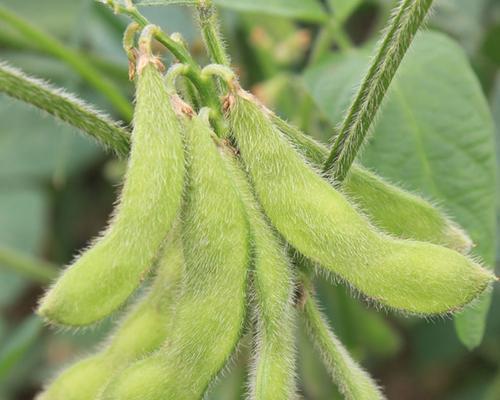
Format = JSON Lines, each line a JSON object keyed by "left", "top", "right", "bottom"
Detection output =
{"left": 0, "top": 0, "right": 497, "bottom": 399}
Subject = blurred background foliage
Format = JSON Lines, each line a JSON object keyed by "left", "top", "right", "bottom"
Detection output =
{"left": 0, "top": 0, "right": 499, "bottom": 399}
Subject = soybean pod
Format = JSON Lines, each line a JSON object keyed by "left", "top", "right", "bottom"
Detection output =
{"left": 38, "top": 52, "right": 185, "bottom": 326}
{"left": 38, "top": 231, "right": 183, "bottom": 400}
{"left": 220, "top": 146, "right": 296, "bottom": 400}
{"left": 270, "top": 114, "right": 472, "bottom": 253}
{"left": 228, "top": 92, "right": 495, "bottom": 315}
{"left": 101, "top": 113, "right": 250, "bottom": 400}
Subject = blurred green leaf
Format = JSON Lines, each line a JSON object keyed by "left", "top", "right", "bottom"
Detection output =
{"left": 0, "top": 97, "right": 101, "bottom": 181}
{"left": 316, "top": 279, "right": 401, "bottom": 360}
{"left": 0, "top": 189, "right": 47, "bottom": 306}
{"left": 0, "top": 316, "right": 43, "bottom": 381}
{"left": 483, "top": 24, "right": 500, "bottom": 67}
{"left": 304, "top": 32, "right": 496, "bottom": 348}
{"left": 328, "top": 0, "right": 362, "bottom": 22}
{"left": 431, "top": 0, "right": 490, "bottom": 54}
{"left": 136, "top": 0, "right": 328, "bottom": 22}
{"left": 1, "top": 0, "right": 83, "bottom": 37}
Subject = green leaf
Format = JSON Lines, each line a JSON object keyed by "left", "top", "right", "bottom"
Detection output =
{"left": 0, "top": 96, "right": 101, "bottom": 181}
{"left": 431, "top": 0, "right": 490, "bottom": 54}
{"left": 0, "top": 189, "right": 47, "bottom": 306}
{"left": 482, "top": 24, "right": 500, "bottom": 67}
{"left": 0, "top": 316, "right": 43, "bottom": 380}
{"left": 328, "top": 0, "right": 362, "bottom": 22}
{"left": 135, "top": 0, "right": 328, "bottom": 22}
{"left": 304, "top": 31, "right": 496, "bottom": 348}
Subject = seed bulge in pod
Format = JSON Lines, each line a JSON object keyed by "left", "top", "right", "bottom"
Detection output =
{"left": 100, "top": 113, "right": 250, "bottom": 400}
{"left": 228, "top": 92, "right": 495, "bottom": 315}
{"left": 38, "top": 57, "right": 185, "bottom": 326}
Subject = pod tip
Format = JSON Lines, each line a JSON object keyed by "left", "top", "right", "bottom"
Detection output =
{"left": 444, "top": 222, "right": 474, "bottom": 255}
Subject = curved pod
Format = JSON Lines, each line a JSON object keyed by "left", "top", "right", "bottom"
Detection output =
{"left": 271, "top": 115, "right": 472, "bottom": 253}
{"left": 229, "top": 93, "right": 495, "bottom": 315}
{"left": 101, "top": 114, "right": 250, "bottom": 400}
{"left": 222, "top": 148, "right": 296, "bottom": 400}
{"left": 38, "top": 233, "right": 183, "bottom": 400}
{"left": 38, "top": 61, "right": 185, "bottom": 326}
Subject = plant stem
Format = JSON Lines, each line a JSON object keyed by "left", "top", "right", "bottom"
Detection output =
{"left": 196, "top": 0, "right": 231, "bottom": 66}
{"left": 0, "top": 4, "right": 133, "bottom": 121}
{"left": 102, "top": 0, "right": 226, "bottom": 136}
{"left": 323, "top": 0, "right": 434, "bottom": 183}
{"left": 0, "top": 247, "right": 58, "bottom": 285}
{"left": 0, "top": 62, "right": 130, "bottom": 157}
{"left": 309, "top": 17, "right": 352, "bottom": 65}
{"left": 302, "top": 290, "right": 385, "bottom": 400}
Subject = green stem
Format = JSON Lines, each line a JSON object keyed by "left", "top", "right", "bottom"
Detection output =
{"left": 102, "top": 0, "right": 226, "bottom": 136}
{"left": 0, "top": 62, "right": 130, "bottom": 157}
{"left": 0, "top": 247, "right": 58, "bottom": 285}
{"left": 0, "top": 4, "right": 133, "bottom": 121}
{"left": 196, "top": 0, "right": 231, "bottom": 66}
{"left": 309, "top": 18, "right": 352, "bottom": 64}
{"left": 324, "top": 0, "right": 434, "bottom": 182}
{"left": 302, "top": 290, "right": 385, "bottom": 400}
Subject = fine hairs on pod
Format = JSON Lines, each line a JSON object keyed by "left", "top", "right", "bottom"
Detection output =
{"left": 220, "top": 144, "right": 297, "bottom": 400}
{"left": 37, "top": 51, "right": 185, "bottom": 326}
{"left": 37, "top": 231, "right": 183, "bottom": 400}
{"left": 100, "top": 112, "right": 250, "bottom": 400}
{"left": 227, "top": 90, "right": 495, "bottom": 316}
{"left": 270, "top": 114, "right": 473, "bottom": 254}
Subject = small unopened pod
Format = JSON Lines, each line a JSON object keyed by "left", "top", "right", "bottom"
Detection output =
{"left": 221, "top": 147, "right": 296, "bottom": 400}
{"left": 228, "top": 93, "right": 496, "bottom": 316}
{"left": 37, "top": 234, "right": 183, "bottom": 400}
{"left": 100, "top": 113, "right": 250, "bottom": 400}
{"left": 38, "top": 58, "right": 185, "bottom": 326}
{"left": 271, "top": 115, "right": 472, "bottom": 253}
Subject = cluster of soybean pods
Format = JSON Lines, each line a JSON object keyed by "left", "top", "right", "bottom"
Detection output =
{"left": 37, "top": 20, "right": 496, "bottom": 400}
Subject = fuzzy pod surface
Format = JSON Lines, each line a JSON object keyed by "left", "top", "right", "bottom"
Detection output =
{"left": 38, "top": 62, "right": 185, "bottom": 326}
{"left": 272, "top": 115, "right": 472, "bottom": 253}
{"left": 38, "top": 232, "right": 184, "bottom": 400}
{"left": 221, "top": 147, "right": 296, "bottom": 400}
{"left": 101, "top": 114, "right": 250, "bottom": 400}
{"left": 229, "top": 93, "right": 495, "bottom": 315}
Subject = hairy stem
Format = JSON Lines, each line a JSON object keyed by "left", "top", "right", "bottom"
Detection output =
{"left": 0, "top": 62, "right": 130, "bottom": 157}
{"left": 101, "top": 0, "right": 226, "bottom": 136}
{"left": 0, "top": 247, "right": 58, "bottom": 285}
{"left": 323, "top": 0, "right": 434, "bottom": 182}
{"left": 196, "top": 0, "right": 231, "bottom": 66}
{"left": 0, "top": 4, "right": 133, "bottom": 121}
{"left": 302, "top": 292, "right": 385, "bottom": 400}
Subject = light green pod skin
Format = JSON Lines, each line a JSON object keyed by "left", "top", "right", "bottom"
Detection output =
{"left": 220, "top": 147, "right": 296, "bottom": 400}
{"left": 38, "top": 61, "right": 185, "bottom": 326}
{"left": 271, "top": 114, "right": 472, "bottom": 253}
{"left": 303, "top": 295, "right": 385, "bottom": 400}
{"left": 229, "top": 94, "right": 495, "bottom": 315}
{"left": 101, "top": 115, "right": 250, "bottom": 400}
{"left": 37, "top": 234, "right": 183, "bottom": 400}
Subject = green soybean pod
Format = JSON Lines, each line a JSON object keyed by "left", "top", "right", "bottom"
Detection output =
{"left": 220, "top": 146, "right": 296, "bottom": 400}
{"left": 228, "top": 92, "right": 495, "bottom": 315}
{"left": 100, "top": 113, "right": 250, "bottom": 400}
{"left": 270, "top": 114, "right": 472, "bottom": 253}
{"left": 37, "top": 232, "right": 183, "bottom": 400}
{"left": 38, "top": 57, "right": 185, "bottom": 326}
{"left": 303, "top": 294, "right": 385, "bottom": 400}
